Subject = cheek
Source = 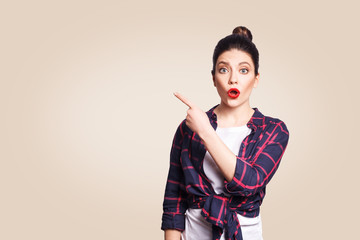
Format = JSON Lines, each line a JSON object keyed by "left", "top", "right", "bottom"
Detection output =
{"left": 242, "top": 80, "right": 256, "bottom": 94}
{"left": 214, "top": 76, "right": 226, "bottom": 88}
{"left": 214, "top": 81, "right": 226, "bottom": 95}
{"left": 216, "top": 82, "right": 227, "bottom": 93}
{"left": 244, "top": 77, "right": 256, "bottom": 87}
{"left": 245, "top": 82, "right": 253, "bottom": 90}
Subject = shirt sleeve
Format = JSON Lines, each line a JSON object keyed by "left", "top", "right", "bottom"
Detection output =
{"left": 225, "top": 121, "right": 289, "bottom": 197}
{"left": 161, "top": 121, "right": 189, "bottom": 231}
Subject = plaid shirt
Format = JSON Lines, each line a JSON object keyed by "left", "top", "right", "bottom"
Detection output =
{"left": 161, "top": 105, "right": 290, "bottom": 240}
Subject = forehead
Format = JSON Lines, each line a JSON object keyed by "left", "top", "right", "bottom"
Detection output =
{"left": 217, "top": 49, "right": 253, "bottom": 66}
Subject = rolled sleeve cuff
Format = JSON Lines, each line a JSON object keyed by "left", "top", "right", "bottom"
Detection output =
{"left": 224, "top": 159, "right": 250, "bottom": 196}
{"left": 161, "top": 212, "right": 185, "bottom": 231}
{"left": 225, "top": 179, "right": 247, "bottom": 196}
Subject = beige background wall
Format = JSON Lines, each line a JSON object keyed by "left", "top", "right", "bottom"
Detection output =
{"left": 1, "top": 0, "right": 359, "bottom": 239}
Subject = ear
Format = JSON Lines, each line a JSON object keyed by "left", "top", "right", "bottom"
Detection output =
{"left": 253, "top": 73, "right": 260, "bottom": 88}
{"left": 212, "top": 71, "right": 216, "bottom": 87}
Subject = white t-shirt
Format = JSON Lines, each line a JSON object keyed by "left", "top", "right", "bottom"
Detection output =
{"left": 182, "top": 126, "right": 263, "bottom": 240}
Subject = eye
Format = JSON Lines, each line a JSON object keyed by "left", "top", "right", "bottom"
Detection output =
{"left": 219, "top": 68, "right": 228, "bottom": 73}
{"left": 240, "top": 68, "right": 249, "bottom": 74}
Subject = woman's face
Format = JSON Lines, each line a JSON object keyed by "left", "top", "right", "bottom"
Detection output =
{"left": 213, "top": 49, "right": 259, "bottom": 108}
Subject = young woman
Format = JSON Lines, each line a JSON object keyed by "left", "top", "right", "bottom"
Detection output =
{"left": 161, "top": 26, "right": 289, "bottom": 240}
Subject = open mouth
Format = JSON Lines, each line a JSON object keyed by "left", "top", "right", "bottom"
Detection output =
{"left": 227, "top": 88, "right": 240, "bottom": 99}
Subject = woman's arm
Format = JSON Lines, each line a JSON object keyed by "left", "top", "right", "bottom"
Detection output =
{"left": 174, "top": 92, "right": 237, "bottom": 182}
{"left": 199, "top": 115, "right": 289, "bottom": 196}
{"left": 161, "top": 120, "right": 188, "bottom": 233}
{"left": 164, "top": 229, "right": 181, "bottom": 240}
{"left": 174, "top": 92, "right": 289, "bottom": 194}
{"left": 225, "top": 121, "right": 289, "bottom": 196}
{"left": 199, "top": 128, "right": 237, "bottom": 182}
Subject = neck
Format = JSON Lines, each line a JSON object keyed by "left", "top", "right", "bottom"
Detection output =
{"left": 214, "top": 102, "right": 255, "bottom": 128}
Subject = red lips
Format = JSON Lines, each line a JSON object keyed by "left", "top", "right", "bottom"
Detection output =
{"left": 227, "top": 88, "right": 240, "bottom": 98}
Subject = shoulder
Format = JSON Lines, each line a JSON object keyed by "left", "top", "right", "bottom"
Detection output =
{"left": 250, "top": 109, "right": 290, "bottom": 149}
{"left": 255, "top": 108, "right": 289, "bottom": 136}
{"left": 174, "top": 119, "right": 187, "bottom": 138}
{"left": 265, "top": 115, "right": 288, "bottom": 132}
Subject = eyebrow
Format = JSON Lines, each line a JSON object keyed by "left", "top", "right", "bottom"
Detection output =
{"left": 217, "top": 61, "right": 251, "bottom": 66}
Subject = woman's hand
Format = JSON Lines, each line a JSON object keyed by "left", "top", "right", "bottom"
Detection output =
{"left": 174, "top": 92, "right": 213, "bottom": 139}
{"left": 174, "top": 92, "right": 237, "bottom": 182}
{"left": 164, "top": 229, "right": 181, "bottom": 240}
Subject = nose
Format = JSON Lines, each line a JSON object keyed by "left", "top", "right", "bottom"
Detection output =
{"left": 228, "top": 71, "right": 238, "bottom": 85}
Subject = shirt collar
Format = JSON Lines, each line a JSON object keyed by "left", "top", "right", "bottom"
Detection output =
{"left": 206, "top": 105, "right": 264, "bottom": 131}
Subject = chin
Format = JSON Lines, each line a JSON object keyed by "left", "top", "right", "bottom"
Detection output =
{"left": 222, "top": 99, "right": 244, "bottom": 108}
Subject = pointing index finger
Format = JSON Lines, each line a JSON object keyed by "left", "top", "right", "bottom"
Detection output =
{"left": 174, "top": 92, "right": 193, "bottom": 108}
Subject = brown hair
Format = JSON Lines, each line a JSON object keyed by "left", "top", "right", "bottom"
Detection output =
{"left": 232, "top": 26, "right": 253, "bottom": 41}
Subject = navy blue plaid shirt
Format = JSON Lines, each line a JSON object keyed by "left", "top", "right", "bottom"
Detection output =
{"left": 161, "top": 105, "right": 289, "bottom": 240}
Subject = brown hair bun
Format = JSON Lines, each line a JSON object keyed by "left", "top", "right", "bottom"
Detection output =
{"left": 232, "top": 26, "right": 253, "bottom": 41}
